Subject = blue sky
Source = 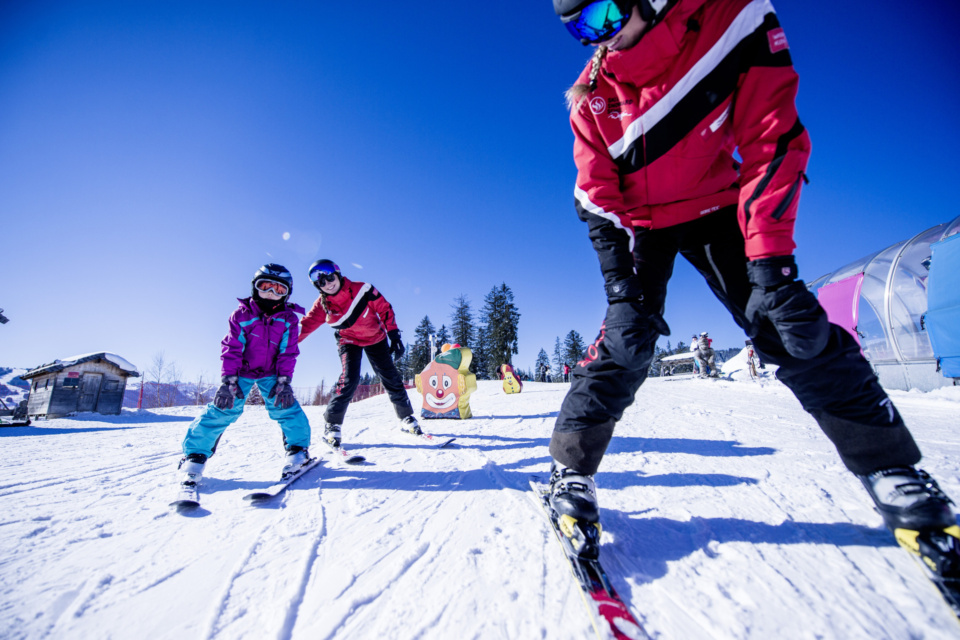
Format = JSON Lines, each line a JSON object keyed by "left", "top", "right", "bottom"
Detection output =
{"left": 2, "top": 1, "right": 959, "bottom": 389}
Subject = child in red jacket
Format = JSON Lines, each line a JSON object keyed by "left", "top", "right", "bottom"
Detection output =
{"left": 299, "top": 260, "right": 420, "bottom": 450}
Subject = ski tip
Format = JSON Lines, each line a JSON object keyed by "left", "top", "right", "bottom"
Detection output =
{"left": 243, "top": 493, "right": 272, "bottom": 502}
{"left": 344, "top": 455, "right": 366, "bottom": 464}
{"left": 170, "top": 500, "right": 200, "bottom": 510}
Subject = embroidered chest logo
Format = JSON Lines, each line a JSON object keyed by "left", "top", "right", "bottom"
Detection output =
{"left": 767, "top": 27, "right": 789, "bottom": 54}
{"left": 590, "top": 97, "right": 607, "bottom": 115}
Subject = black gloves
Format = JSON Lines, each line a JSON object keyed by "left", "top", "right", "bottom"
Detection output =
{"left": 214, "top": 375, "right": 244, "bottom": 410}
{"left": 745, "top": 255, "right": 830, "bottom": 360}
{"left": 268, "top": 376, "right": 296, "bottom": 410}
{"left": 602, "top": 300, "right": 670, "bottom": 370}
{"left": 387, "top": 329, "right": 405, "bottom": 359}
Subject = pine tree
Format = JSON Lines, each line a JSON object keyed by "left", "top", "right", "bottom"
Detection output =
{"left": 481, "top": 283, "right": 520, "bottom": 376}
{"left": 563, "top": 330, "right": 587, "bottom": 367}
{"left": 450, "top": 294, "right": 475, "bottom": 348}
{"left": 410, "top": 316, "right": 436, "bottom": 376}
{"left": 473, "top": 324, "right": 490, "bottom": 380}
{"left": 435, "top": 324, "right": 451, "bottom": 349}
{"left": 552, "top": 337, "right": 564, "bottom": 373}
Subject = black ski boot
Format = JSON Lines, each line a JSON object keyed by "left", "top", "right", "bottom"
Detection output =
{"left": 323, "top": 423, "right": 342, "bottom": 448}
{"left": 860, "top": 466, "right": 960, "bottom": 581}
{"left": 399, "top": 415, "right": 422, "bottom": 436}
{"left": 549, "top": 461, "right": 602, "bottom": 559}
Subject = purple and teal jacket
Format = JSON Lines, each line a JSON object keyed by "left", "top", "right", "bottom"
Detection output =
{"left": 220, "top": 297, "right": 306, "bottom": 380}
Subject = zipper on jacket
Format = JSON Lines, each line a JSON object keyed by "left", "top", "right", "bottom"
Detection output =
{"left": 771, "top": 171, "right": 804, "bottom": 220}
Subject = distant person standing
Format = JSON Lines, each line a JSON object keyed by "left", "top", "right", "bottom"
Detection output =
{"left": 563, "top": 363, "right": 571, "bottom": 382}
{"left": 545, "top": 0, "right": 956, "bottom": 573}
{"left": 745, "top": 339, "right": 759, "bottom": 379}
{"left": 690, "top": 334, "right": 701, "bottom": 376}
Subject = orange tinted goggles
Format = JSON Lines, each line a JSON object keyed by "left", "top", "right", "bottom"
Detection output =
{"left": 255, "top": 279, "right": 289, "bottom": 296}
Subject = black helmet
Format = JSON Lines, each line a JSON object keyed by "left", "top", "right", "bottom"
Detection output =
{"left": 308, "top": 259, "right": 342, "bottom": 291}
{"left": 553, "top": 0, "right": 672, "bottom": 27}
{"left": 251, "top": 263, "right": 293, "bottom": 302}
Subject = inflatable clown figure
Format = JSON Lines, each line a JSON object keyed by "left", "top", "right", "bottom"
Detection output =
{"left": 415, "top": 345, "right": 477, "bottom": 419}
{"left": 500, "top": 363, "right": 523, "bottom": 394}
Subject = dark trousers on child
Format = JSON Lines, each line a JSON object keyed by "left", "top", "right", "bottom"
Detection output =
{"left": 324, "top": 339, "right": 414, "bottom": 425}
{"left": 550, "top": 207, "right": 920, "bottom": 476}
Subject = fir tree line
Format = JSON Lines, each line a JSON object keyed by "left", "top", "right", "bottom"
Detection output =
{"left": 400, "top": 284, "right": 521, "bottom": 382}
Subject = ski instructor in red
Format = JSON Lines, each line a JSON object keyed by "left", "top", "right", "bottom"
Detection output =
{"left": 547, "top": 0, "right": 957, "bottom": 561}
{"left": 299, "top": 260, "right": 421, "bottom": 451}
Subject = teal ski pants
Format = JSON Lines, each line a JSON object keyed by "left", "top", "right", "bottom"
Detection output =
{"left": 182, "top": 376, "right": 311, "bottom": 458}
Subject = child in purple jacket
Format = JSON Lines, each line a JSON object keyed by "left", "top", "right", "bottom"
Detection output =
{"left": 176, "top": 264, "right": 312, "bottom": 493}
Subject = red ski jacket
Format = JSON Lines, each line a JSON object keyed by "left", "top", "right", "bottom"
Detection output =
{"left": 569, "top": 0, "right": 810, "bottom": 261}
{"left": 299, "top": 277, "right": 399, "bottom": 347}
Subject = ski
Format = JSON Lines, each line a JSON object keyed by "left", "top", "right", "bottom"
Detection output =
{"left": 324, "top": 441, "right": 366, "bottom": 465}
{"left": 530, "top": 479, "right": 649, "bottom": 640}
{"left": 893, "top": 526, "right": 960, "bottom": 622}
{"left": 243, "top": 457, "right": 321, "bottom": 503}
{"left": 170, "top": 484, "right": 200, "bottom": 510}
{"left": 409, "top": 431, "right": 456, "bottom": 448}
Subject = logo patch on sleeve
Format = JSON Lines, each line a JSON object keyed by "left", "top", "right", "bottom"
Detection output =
{"left": 590, "top": 97, "right": 606, "bottom": 115}
{"left": 767, "top": 27, "right": 789, "bottom": 53}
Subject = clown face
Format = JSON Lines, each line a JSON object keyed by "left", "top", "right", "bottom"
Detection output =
{"left": 421, "top": 361, "right": 460, "bottom": 413}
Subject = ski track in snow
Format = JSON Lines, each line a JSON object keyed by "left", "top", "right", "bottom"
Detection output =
{"left": 1, "top": 376, "right": 959, "bottom": 639}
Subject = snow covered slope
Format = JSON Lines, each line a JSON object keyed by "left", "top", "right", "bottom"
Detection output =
{"left": 2, "top": 379, "right": 959, "bottom": 639}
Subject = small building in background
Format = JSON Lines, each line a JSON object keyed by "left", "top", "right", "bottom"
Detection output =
{"left": 21, "top": 352, "right": 140, "bottom": 418}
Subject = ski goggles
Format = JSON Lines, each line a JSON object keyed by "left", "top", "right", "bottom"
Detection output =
{"left": 309, "top": 265, "right": 339, "bottom": 286}
{"left": 255, "top": 279, "right": 289, "bottom": 296}
{"left": 313, "top": 272, "right": 338, "bottom": 286}
{"left": 561, "top": 0, "right": 630, "bottom": 45}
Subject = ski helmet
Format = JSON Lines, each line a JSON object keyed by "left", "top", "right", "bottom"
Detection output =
{"left": 308, "top": 259, "right": 341, "bottom": 291}
{"left": 252, "top": 263, "right": 293, "bottom": 302}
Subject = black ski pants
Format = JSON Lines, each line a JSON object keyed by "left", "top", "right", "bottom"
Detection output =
{"left": 324, "top": 339, "right": 414, "bottom": 425}
{"left": 550, "top": 207, "right": 920, "bottom": 476}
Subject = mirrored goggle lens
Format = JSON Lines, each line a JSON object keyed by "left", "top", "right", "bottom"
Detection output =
{"left": 563, "top": 0, "right": 629, "bottom": 44}
{"left": 256, "top": 280, "right": 288, "bottom": 295}
{"left": 310, "top": 266, "right": 337, "bottom": 283}
{"left": 315, "top": 273, "right": 337, "bottom": 286}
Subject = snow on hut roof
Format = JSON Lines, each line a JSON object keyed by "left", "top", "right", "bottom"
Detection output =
{"left": 658, "top": 352, "right": 698, "bottom": 363}
{"left": 21, "top": 352, "right": 141, "bottom": 379}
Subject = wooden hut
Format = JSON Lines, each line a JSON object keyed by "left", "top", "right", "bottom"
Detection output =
{"left": 21, "top": 352, "right": 140, "bottom": 418}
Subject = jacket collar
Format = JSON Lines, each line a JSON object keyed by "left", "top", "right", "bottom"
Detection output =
{"left": 603, "top": 0, "right": 705, "bottom": 85}
{"left": 238, "top": 296, "right": 305, "bottom": 317}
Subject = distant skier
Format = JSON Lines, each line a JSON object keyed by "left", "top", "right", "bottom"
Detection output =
{"left": 177, "top": 264, "right": 312, "bottom": 491}
{"left": 563, "top": 363, "right": 571, "bottom": 382}
{"left": 546, "top": 0, "right": 956, "bottom": 566}
{"left": 689, "top": 335, "right": 701, "bottom": 376}
{"left": 745, "top": 340, "right": 759, "bottom": 379}
{"left": 695, "top": 332, "right": 719, "bottom": 378}
{"left": 298, "top": 259, "right": 420, "bottom": 449}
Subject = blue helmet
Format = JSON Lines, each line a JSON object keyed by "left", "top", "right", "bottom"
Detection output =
{"left": 308, "top": 259, "right": 341, "bottom": 291}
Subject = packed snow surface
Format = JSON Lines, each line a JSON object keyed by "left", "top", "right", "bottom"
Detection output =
{"left": 2, "top": 378, "right": 960, "bottom": 639}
